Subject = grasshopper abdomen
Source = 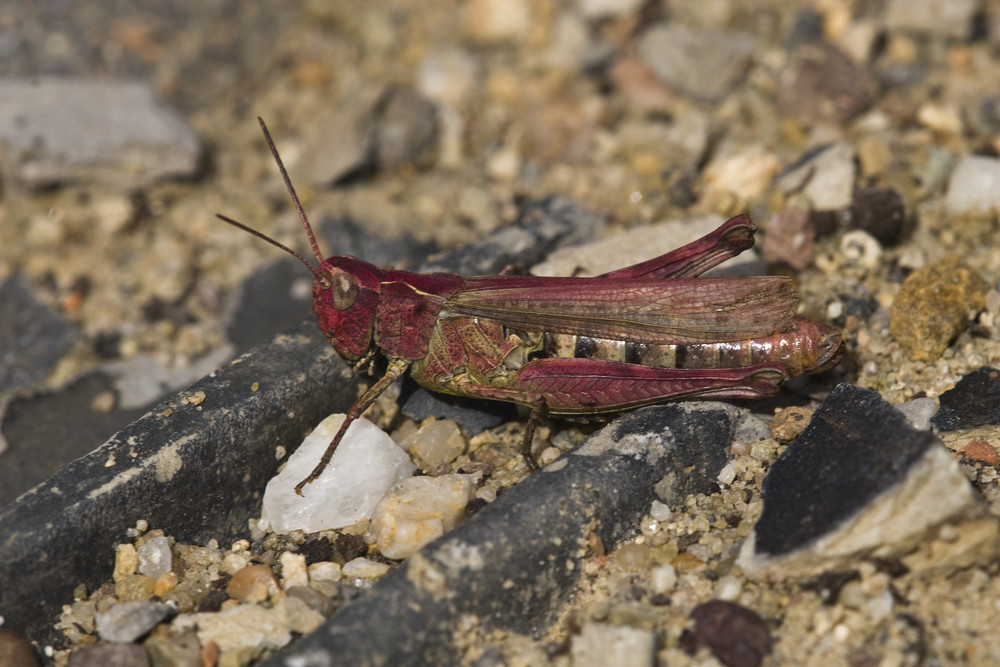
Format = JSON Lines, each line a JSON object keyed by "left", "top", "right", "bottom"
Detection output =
{"left": 542, "top": 317, "right": 843, "bottom": 378}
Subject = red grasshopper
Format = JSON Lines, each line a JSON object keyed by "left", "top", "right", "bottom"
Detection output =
{"left": 220, "top": 119, "right": 844, "bottom": 495}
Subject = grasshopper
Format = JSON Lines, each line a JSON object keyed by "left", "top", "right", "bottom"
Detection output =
{"left": 220, "top": 119, "right": 844, "bottom": 495}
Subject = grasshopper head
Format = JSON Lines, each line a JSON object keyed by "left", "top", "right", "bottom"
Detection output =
{"left": 217, "top": 119, "right": 388, "bottom": 364}
{"left": 314, "top": 256, "right": 382, "bottom": 363}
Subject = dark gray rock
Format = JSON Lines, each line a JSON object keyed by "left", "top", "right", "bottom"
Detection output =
{"left": 397, "top": 374, "right": 514, "bottom": 434}
{"left": 373, "top": 87, "right": 439, "bottom": 171}
{"left": 226, "top": 258, "right": 315, "bottom": 355}
{"left": 740, "top": 384, "right": 994, "bottom": 579}
{"left": 296, "top": 85, "right": 439, "bottom": 185}
{"left": 318, "top": 215, "right": 438, "bottom": 273}
{"left": 755, "top": 384, "right": 939, "bottom": 557}
{"left": 420, "top": 196, "right": 606, "bottom": 277}
{"left": 0, "top": 275, "right": 78, "bottom": 395}
{"left": 0, "top": 319, "right": 362, "bottom": 648}
{"left": 931, "top": 367, "right": 1000, "bottom": 431}
{"left": 0, "top": 371, "right": 146, "bottom": 508}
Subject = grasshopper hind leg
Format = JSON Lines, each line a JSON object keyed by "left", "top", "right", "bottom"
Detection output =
{"left": 520, "top": 399, "right": 549, "bottom": 471}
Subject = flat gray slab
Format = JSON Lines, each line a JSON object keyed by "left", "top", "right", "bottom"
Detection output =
{"left": 0, "top": 78, "right": 201, "bottom": 189}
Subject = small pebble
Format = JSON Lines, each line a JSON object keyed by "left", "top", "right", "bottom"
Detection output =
{"left": 649, "top": 500, "right": 672, "bottom": 522}
{"left": 776, "top": 142, "right": 857, "bottom": 211}
{"left": 174, "top": 603, "right": 292, "bottom": 654}
{"left": 839, "top": 230, "right": 882, "bottom": 271}
{"left": 281, "top": 595, "right": 326, "bottom": 636}
{"left": 67, "top": 643, "right": 148, "bottom": 667}
{"left": 944, "top": 156, "right": 1000, "bottom": 215}
{"left": 280, "top": 551, "right": 309, "bottom": 590}
{"left": 261, "top": 414, "right": 415, "bottom": 533}
{"left": 894, "top": 397, "right": 939, "bottom": 431}
{"left": 917, "top": 102, "right": 963, "bottom": 135}
{"left": 462, "top": 0, "right": 533, "bottom": 45}
{"left": 714, "top": 575, "right": 744, "bottom": 601}
{"left": 768, "top": 406, "right": 814, "bottom": 443}
{"left": 137, "top": 536, "right": 172, "bottom": 579}
{"left": 177, "top": 545, "right": 220, "bottom": 569}
{"left": 0, "top": 628, "right": 39, "bottom": 667}
{"left": 342, "top": 557, "right": 391, "bottom": 581}
{"left": 686, "top": 600, "right": 772, "bottom": 667}
{"left": 335, "top": 533, "right": 369, "bottom": 562}
{"left": 113, "top": 543, "right": 138, "bottom": 582}
{"left": 152, "top": 571, "right": 179, "bottom": 597}
{"left": 717, "top": 461, "right": 738, "bottom": 486}
{"left": 889, "top": 256, "right": 989, "bottom": 361}
{"left": 95, "top": 600, "right": 173, "bottom": 643}
{"left": 142, "top": 628, "right": 200, "bottom": 667}
{"left": 410, "top": 419, "right": 467, "bottom": 468}
{"left": 884, "top": 0, "right": 978, "bottom": 39}
{"left": 221, "top": 552, "right": 249, "bottom": 575}
{"left": 226, "top": 564, "right": 279, "bottom": 603}
{"left": 286, "top": 585, "right": 337, "bottom": 618}
{"left": 372, "top": 473, "right": 476, "bottom": 560}
{"left": 849, "top": 188, "right": 906, "bottom": 245}
{"left": 672, "top": 552, "right": 705, "bottom": 574}
{"left": 702, "top": 145, "right": 783, "bottom": 204}
{"left": 578, "top": 0, "right": 643, "bottom": 20}
{"left": 417, "top": 49, "right": 479, "bottom": 107}
{"left": 614, "top": 543, "right": 652, "bottom": 572}
{"left": 650, "top": 564, "right": 678, "bottom": 595}
{"left": 571, "top": 622, "right": 655, "bottom": 667}
{"left": 114, "top": 574, "right": 156, "bottom": 602}
{"left": 777, "top": 44, "right": 877, "bottom": 126}
{"left": 761, "top": 208, "right": 814, "bottom": 270}
{"left": 309, "top": 560, "right": 342, "bottom": 583}
{"left": 0, "top": 79, "right": 201, "bottom": 189}
{"left": 963, "top": 439, "right": 1000, "bottom": 466}
{"left": 637, "top": 23, "right": 756, "bottom": 103}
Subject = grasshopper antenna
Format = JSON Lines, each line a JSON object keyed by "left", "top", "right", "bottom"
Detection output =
{"left": 215, "top": 213, "right": 328, "bottom": 286}
{"left": 215, "top": 117, "right": 330, "bottom": 286}
{"left": 255, "top": 117, "right": 325, "bottom": 267}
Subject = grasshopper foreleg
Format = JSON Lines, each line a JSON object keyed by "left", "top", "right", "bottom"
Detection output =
{"left": 294, "top": 357, "right": 411, "bottom": 495}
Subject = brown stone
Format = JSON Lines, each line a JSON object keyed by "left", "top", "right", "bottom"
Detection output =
{"left": 889, "top": 256, "right": 989, "bottom": 361}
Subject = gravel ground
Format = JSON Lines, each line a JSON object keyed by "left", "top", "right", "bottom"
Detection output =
{"left": 3, "top": 1, "right": 1000, "bottom": 665}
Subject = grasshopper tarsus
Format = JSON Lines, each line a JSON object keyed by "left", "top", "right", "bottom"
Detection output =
{"left": 294, "top": 358, "right": 411, "bottom": 495}
{"left": 221, "top": 121, "right": 845, "bottom": 492}
{"left": 294, "top": 415, "right": 355, "bottom": 496}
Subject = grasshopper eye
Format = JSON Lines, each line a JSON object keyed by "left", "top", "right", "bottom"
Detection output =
{"left": 328, "top": 268, "right": 359, "bottom": 310}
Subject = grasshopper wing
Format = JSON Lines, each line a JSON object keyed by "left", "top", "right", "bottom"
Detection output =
{"left": 445, "top": 275, "right": 799, "bottom": 345}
